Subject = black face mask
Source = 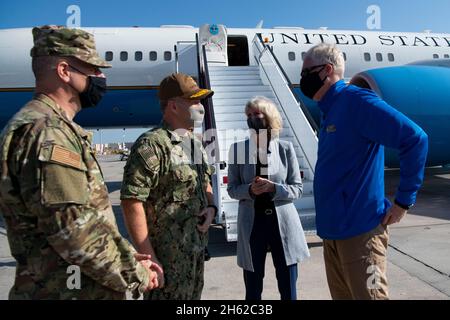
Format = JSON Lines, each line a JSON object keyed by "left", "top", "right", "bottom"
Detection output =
{"left": 79, "top": 76, "right": 107, "bottom": 109}
{"left": 247, "top": 117, "right": 268, "bottom": 133}
{"left": 300, "top": 65, "right": 327, "bottom": 100}
{"left": 69, "top": 65, "right": 107, "bottom": 109}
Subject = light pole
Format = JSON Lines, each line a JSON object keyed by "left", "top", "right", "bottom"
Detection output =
{"left": 98, "top": 129, "right": 103, "bottom": 155}
{"left": 122, "top": 128, "right": 126, "bottom": 150}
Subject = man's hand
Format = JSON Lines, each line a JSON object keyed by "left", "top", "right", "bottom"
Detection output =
{"left": 134, "top": 253, "right": 164, "bottom": 289}
{"left": 250, "top": 176, "right": 276, "bottom": 195}
{"left": 135, "top": 256, "right": 158, "bottom": 290}
{"left": 197, "top": 207, "right": 215, "bottom": 233}
{"left": 382, "top": 203, "right": 408, "bottom": 226}
{"left": 144, "top": 267, "right": 159, "bottom": 291}
{"left": 150, "top": 259, "right": 165, "bottom": 289}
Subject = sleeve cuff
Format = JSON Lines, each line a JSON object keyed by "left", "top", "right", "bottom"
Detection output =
{"left": 248, "top": 184, "right": 256, "bottom": 199}
{"left": 120, "top": 194, "right": 148, "bottom": 203}
{"left": 272, "top": 183, "right": 284, "bottom": 201}
{"left": 395, "top": 191, "right": 416, "bottom": 207}
{"left": 130, "top": 262, "right": 149, "bottom": 299}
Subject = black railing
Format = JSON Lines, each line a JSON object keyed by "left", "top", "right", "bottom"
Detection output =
{"left": 256, "top": 33, "right": 319, "bottom": 134}
{"left": 174, "top": 45, "right": 178, "bottom": 73}
{"left": 196, "top": 34, "right": 220, "bottom": 162}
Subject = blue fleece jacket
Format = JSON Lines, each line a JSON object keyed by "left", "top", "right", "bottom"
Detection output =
{"left": 314, "top": 80, "right": 428, "bottom": 239}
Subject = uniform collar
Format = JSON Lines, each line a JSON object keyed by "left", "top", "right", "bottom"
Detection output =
{"left": 318, "top": 80, "right": 347, "bottom": 115}
{"left": 34, "top": 93, "right": 91, "bottom": 141}
{"left": 160, "top": 121, "right": 191, "bottom": 144}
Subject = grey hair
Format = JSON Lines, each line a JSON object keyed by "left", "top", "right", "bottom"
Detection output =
{"left": 245, "top": 96, "right": 283, "bottom": 136}
{"left": 304, "top": 43, "right": 345, "bottom": 78}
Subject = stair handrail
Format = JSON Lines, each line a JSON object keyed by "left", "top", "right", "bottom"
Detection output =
{"left": 195, "top": 34, "right": 224, "bottom": 222}
{"left": 252, "top": 33, "right": 318, "bottom": 174}
{"left": 254, "top": 34, "right": 319, "bottom": 134}
{"left": 196, "top": 34, "right": 220, "bottom": 163}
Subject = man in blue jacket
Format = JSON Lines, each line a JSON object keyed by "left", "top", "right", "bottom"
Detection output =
{"left": 300, "top": 43, "right": 428, "bottom": 299}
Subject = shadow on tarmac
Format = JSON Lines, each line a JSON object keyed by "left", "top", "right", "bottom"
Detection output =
{"left": 385, "top": 167, "right": 450, "bottom": 221}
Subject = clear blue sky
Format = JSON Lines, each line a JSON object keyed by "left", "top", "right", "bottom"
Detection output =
{"left": 1, "top": 0, "right": 449, "bottom": 32}
{"left": 1, "top": 0, "right": 449, "bottom": 143}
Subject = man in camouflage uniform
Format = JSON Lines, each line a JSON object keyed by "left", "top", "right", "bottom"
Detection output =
{"left": 120, "top": 73, "right": 217, "bottom": 300}
{"left": 0, "top": 25, "right": 159, "bottom": 299}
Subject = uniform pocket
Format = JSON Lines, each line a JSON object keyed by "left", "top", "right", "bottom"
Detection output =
{"left": 172, "top": 165, "right": 195, "bottom": 202}
{"left": 39, "top": 144, "right": 88, "bottom": 206}
{"left": 41, "top": 163, "right": 88, "bottom": 205}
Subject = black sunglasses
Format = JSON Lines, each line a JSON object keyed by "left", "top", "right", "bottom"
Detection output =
{"left": 300, "top": 64, "right": 328, "bottom": 77}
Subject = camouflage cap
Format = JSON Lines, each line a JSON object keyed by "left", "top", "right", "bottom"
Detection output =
{"left": 30, "top": 25, "right": 111, "bottom": 68}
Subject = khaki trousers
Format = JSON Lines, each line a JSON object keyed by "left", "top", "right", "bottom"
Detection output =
{"left": 323, "top": 224, "right": 389, "bottom": 300}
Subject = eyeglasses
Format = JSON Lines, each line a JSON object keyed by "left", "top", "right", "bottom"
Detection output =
{"left": 300, "top": 64, "right": 328, "bottom": 77}
{"left": 69, "top": 64, "right": 101, "bottom": 77}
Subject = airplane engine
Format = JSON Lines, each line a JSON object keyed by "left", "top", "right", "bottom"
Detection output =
{"left": 350, "top": 65, "right": 450, "bottom": 167}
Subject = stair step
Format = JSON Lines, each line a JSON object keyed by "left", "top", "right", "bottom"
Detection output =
{"left": 214, "top": 114, "right": 247, "bottom": 122}
{"left": 215, "top": 129, "right": 294, "bottom": 141}
{"left": 213, "top": 105, "right": 247, "bottom": 113}
{"left": 213, "top": 98, "right": 259, "bottom": 106}
{"left": 212, "top": 85, "right": 271, "bottom": 92}
{"left": 299, "top": 209, "right": 316, "bottom": 233}
{"left": 214, "top": 112, "right": 287, "bottom": 121}
{"left": 294, "top": 195, "right": 315, "bottom": 210}
{"left": 215, "top": 120, "right": 292, "bottom": 131}
{"left": 213, "top": 91, "right": 275, "bottom": 99}
{"left": 209, "top": 65, "right": 259, "bottom": 71}
{"left": 209, "top": 70, "right": 260, "bottom": 76}
{"left": 209, "top": 74, "right": 261, "bottom": 81}
{"left": 211, "top": 79, "right": 263, "bottom": 86}
{"left": 301, "top": 180, "right": 314, "bottom": 195}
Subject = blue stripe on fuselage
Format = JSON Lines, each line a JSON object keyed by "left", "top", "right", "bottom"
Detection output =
{"left": 0, "top": 89, "right": 163, "bottom": 129}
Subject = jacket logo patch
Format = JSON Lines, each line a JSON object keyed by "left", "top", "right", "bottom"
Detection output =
{"left": 50, "top": 145, "right": 82, "bottom": 169}
{"left": 326, "top": 125, "right": 337, "bottom": 133}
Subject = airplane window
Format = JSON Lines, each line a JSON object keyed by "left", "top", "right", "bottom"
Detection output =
{"left": 301, "top": 52, "right": 306, "bottom": 60}
{"left": 120, "top": 51, "right": 128, "bottom": 61}
{"left": 164, "top": 51, "right": 172, "bottom": 61}
{"left": 388, "top": 53, "right": 395, "bottom": 62}
{"left": 445, "top": 54, "right": 450, "bottom": 59}
{"left": 342, "top": 52, "right": 347, "bottom": 61}
{"left": 105, "top": 51, "right": 113, "bottom": 61}
{"left": 150, "top": 51, "right": 157, "bottom": 61}
{"left": 364, "top": 53, "right": 371, "bottom": 62}
{"left": 376, "top": 53, "right": 383, "bottom": 62}
{"left": 433, "top": 54, "right": 439, "bottom": 59}
{"left": 288, "top": 52, "right": 296, "bottom": 61}
{"left": 135, "top": 51, "right": 143, "bottom": 61}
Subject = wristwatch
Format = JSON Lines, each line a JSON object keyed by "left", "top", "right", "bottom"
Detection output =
{"left": 394, "top": 199, "right": 414, "bottom": 210}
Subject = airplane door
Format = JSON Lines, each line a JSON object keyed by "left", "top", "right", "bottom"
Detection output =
{"left": 176, "top": 41, "right": 199, "bottom": 76}
{"left": 227, "top": 35, "right": 249, "bottom": 66}
{"left": 199, "top": 24, "right": 228, "bottom": 66}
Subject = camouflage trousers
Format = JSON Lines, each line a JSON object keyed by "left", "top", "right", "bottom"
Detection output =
{"left": 145, "top": 249, "right": 205, "bottom": 300}
{"left": 9, "top": 265, "right": 125, "bottom": 300}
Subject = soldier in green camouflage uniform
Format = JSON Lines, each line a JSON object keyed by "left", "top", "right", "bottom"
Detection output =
{"left": 0, "top": 26, "right": 156, "bottom": 299}
{"left": 120, "top": 73, "right": 217, "bottom": 300}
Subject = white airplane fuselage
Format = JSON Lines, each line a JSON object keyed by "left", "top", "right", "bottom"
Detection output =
{"left": 0, "top": 26, "right": 449, "bottom": 166}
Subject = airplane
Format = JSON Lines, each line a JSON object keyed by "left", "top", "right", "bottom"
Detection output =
{"left": 1, "top": 24, "right": 450, "bottom": 167}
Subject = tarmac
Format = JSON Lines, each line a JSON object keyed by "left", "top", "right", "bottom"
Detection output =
{"left": 1, "top": 156, "right": 449, "bottom": 300}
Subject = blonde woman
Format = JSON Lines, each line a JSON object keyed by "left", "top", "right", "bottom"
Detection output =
{"left": 227, "top": 96, "right": 310, "bottom": 300}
